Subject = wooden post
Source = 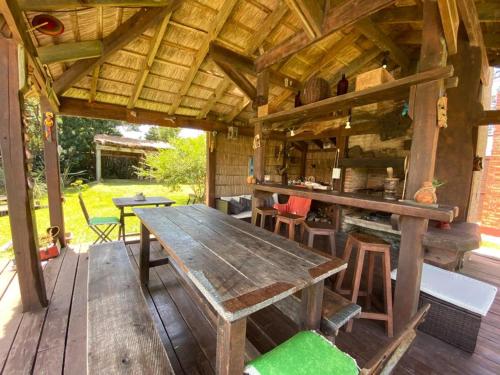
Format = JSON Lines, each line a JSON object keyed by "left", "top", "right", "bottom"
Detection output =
{"left": 299, "top": 144, "right": 308, "bottom": 178}
{"left": 0, "top": 38, "right": 47, "bottom": 311}
{"left": 41, "top": 96, "right": 66, "bottom": 247}
{"left": 252, "top": 70, "right": 269, "bottom": 220}
{"left": 393, "top": 0, "right": 447, "bottom": 332}
{"left": 281, "top": 140, "right": 288, "bottom": 185}
{"left": 206, "top": 131, "right": 216, "bottom": 208}
{"left": 95, "top": 145, "right": 102, "bottom": 182}
{"left": 139, "top": 223, "right": 150, "bottom": 285}
{"left": 216, "top": 316, "right": 247, "bottom": 375}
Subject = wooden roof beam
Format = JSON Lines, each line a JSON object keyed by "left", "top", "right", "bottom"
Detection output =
{"left": 437, "top": 0, "right": 459, "bottom": 55}
{"left": 356, "top": 18, "right": 410, "bottom": 70}
{"left": 168, "top": 0, "right": 239, "bottom": 115}
{"left": 456, "top": 0, "right": 490, "bottom": 83}
{"left": 18, "top": 0, "right": 173, "bottom": 10}
{"left": 225, "top": 97, "right": 251, "bottom": 122}
{"left": 37, "top": 40, "right": 103, "bottom": 64}
{"left": 199, "top": 3, "right": 289, "bottom": 119}
{"left": 53, "top": 4, "right": 177, "bottom": 96}
{"left": 209, "top": 43, "right": 300, "bottom": 91}
{"left": 127, "top": 13, "right": 172, "bottom": 109}
{"left": 285, "top": 0, "right": 325, "bottom": 39}
{"left": 476, "top": 110, "right": 500, "bottom": 126}
{"left": 215, "top": 61, "right": 257, "bottom": 100}
{"left": 58, "top": 97, "right": 254, "bottom": 135}
{"left": 255, "top": 0, "right": 396, "bottom": 72}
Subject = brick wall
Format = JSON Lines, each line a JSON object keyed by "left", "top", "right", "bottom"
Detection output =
{"left": 479, "top": 125, "right": 500, "bottom": 235}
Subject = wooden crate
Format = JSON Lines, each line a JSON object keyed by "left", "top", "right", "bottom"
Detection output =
{"left": 354, "top": 68, "right": 395, "bottom": 114}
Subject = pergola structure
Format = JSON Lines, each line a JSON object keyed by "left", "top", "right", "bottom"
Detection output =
{"left": 0, "top": 0, "right": 499, "bottom": 335}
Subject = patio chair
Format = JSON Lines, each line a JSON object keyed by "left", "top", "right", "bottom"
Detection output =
{"left": 78, "top": 193, "right": 121, "bottom": 244}
{"left": 244, "top": 303, "right": 430, "bottom": 375}
{"left": 273, "top": 196, "right": 312, "bottom": 240}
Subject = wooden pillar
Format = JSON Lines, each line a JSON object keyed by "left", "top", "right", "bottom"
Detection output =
{"left": 0, "top": 38, "right": 47, "bottom": 311}
{"left": 41, "top": 97, "right": 66, "bottom": 247}
{"left": 281, "top": 140, "right": 288, "bottom": 185}
{"left": 252, "top": 71, "right": 269, "bottom": 217}
{"left": 299, "top": 144, "right": 308, "bottom": 178}
{"left": 393, "top": 0, "right": 447, "bottom": 332}
{"left": 206, "top": 131, "right": 216, "bottom": 208}
{"left": 95, "top": 145, "right": 102, "bottom": 182}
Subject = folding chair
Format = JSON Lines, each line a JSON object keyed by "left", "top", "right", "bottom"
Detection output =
{"left": 78, "top": 193, "right": 121, "bottom": 245}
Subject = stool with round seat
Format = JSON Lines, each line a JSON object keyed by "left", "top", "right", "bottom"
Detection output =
{"left": 252, "top": 207, "right": 278, "bottom": 229}
{"left": 334, "top": 232, "right": 394, "bottom": 337}
{"left": 301, "top": 221, "right": 337, "bottom": 256}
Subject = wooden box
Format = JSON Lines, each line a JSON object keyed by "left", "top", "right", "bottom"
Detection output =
{"left": 353, "top": 68, "right": 395, "bottom": 114}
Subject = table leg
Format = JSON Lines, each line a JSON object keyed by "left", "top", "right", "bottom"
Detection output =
{"left": 119, "top": 207, "right": 125, "bottom": 242}
{"left": 300, "top": 281, "right": 324, "bottom": 330}
{"left": 139, "top": 223, "right": 151, "bottom": 285}
{"left": 216, "top": 316, "right": 247, "bottom": 375}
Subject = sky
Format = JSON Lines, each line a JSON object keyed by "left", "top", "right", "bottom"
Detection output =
{"left": 118, "top": 124, "right": 204, "bottom": 140}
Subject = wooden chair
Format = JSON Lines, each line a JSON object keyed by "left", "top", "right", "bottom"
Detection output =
{"left": 78, "top": 193, "right": 121, "bottom": 245}
{"left": 273, "top": 196, "right": 312, "bottom": 240}
{"left": 335, "top": 232, "right": 394, "bottom": 337}
{"left": 243, "top": 304, "right": 430, "bottom": 375}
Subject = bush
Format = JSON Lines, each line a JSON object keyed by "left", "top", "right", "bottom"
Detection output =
{"left": 136, "top": 136, "right": 206, "bottom": 201}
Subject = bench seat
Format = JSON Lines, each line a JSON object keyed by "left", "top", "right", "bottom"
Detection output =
{"left": 88, "top": 241, "right": 174, "bottom": 374}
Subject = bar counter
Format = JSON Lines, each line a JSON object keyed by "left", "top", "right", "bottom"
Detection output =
{"left": 253, "top": 184, "right": 459, "bottom": 223}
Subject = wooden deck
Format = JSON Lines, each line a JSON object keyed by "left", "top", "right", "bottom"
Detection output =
{"left": 0, "top": 242, "right": 498, "bottom": 374}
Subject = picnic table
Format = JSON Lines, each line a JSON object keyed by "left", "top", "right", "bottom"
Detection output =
{"left": 112, "top": 196, "right": 175, "bottom": 242}
{"left": 134, "top": 204, "right": 347, "bottom": 375}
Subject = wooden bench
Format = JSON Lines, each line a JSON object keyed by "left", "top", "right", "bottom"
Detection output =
{"left": 88, "top": 241, "right": 174, "bottom": 374}
{"left": 274, "top": 288, "right": 361, "bottom": 337}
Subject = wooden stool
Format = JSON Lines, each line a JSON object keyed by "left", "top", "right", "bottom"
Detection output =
{"left": 334, "top": 232, "right": 394, "bottom": 337}
{"left": 274, "top": 213, "right": 305, "bottom": 240}
{"left": 252, "top": 207, "right": 278, "bottom": 229}
{"left": 301, "top": 221, "right": 337, "bottom": 256}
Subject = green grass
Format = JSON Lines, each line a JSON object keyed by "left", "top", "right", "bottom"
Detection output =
{"left": 0, "top": 179, "right": 192, "bottom": 258}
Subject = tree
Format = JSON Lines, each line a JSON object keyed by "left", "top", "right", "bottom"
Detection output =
{"left": 136, "top": 135, "right": 206, "bottom": 200}
{"left": 145, "top": 126, "right": 180, "bottom": 143}
{"left": 58, "top": 116, "right": 121, "bottom": 181}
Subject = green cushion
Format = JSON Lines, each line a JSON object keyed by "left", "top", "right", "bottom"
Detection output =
{"left": 245, "top": 331, "right": 358, "bottom": 375}
{"left": 89, "top": 216, "right": 120, "bottom": 226}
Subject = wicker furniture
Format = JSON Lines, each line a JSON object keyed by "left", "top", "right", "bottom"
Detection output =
{"left": 335, "top": 232, "right": 394, "bottom": 337}
{"left": 301, "top": 221, "right": 337, "bottom": 256}
{"left": 391, "top": 264, "right": 497, "bottom": 352}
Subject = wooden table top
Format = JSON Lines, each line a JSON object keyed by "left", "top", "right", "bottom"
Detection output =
{"left": 112, "top": 196, "right": 175, "bottom": 208}
{"left": 133, "top": 204, "right": 346, "bottom": 321}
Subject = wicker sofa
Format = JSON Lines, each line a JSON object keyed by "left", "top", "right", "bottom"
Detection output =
{"left": 391, "top": 263, "right": 497, "bottom": 352}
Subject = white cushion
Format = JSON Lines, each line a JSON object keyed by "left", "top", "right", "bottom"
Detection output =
{"left": 232, "top": 210, "right": 252, "bottom": 220}
{"left": 272, "top": 193, "right": 279, "bottom": 204}
{"left": 391, "top": 264, "right": 497, "bottom": 316}
{"left": 219, "top": 196, "right": 238, "bottom": 202}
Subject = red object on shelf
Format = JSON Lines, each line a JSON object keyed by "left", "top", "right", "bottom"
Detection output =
{"left": 39, "top": 244, "right": 60, "bottom": 261}
{"left": 31, "top": 14, "right": 65, "bottom": 36}
{"left": 273, "top": 196, "right": 312, "bottom": 217}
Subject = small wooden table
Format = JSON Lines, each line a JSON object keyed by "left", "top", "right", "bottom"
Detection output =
{"left": 112, "top": 196, "right": 175, "bottom": 242}
{"left": 134, "top": 204, "right": 347, "bottom": 375}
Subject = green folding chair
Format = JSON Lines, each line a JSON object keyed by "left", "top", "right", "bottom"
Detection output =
{"left": 78, "top": 193, "right": 121, "bottom": 244}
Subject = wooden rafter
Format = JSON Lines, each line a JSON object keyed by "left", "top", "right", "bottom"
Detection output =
{"left": 356, "top": 18, "right": 410, "bottom": 70}
{"left": 456, "top": 0, "right": 490, "bottom": 83}
{"left": 255, "top": 0, "right": 396, "bottom": 72}
{"left": 199, "top": 3, "right": 289, "bottom": 119}
{"left": 225, "top": 97, "right": 251, "bottom": 122}
{"left": 215, "top": 61, "right": 257, "bottom": 99}
{"left": 437, "top": 0, "right": 459, "bottom": 55}
{"left": 53, "top": 5, "right": 177, "bottom": 96}
{"left": 58, "top": 98, "right": 254, "bottom": 135}
{"left": 476, "top": 110, "right": 500, "bottom": 125}
{"left": 89, "top": 66, "right": 100, "bottom": 103}
{"left": 127, "top": 13, "right": 172, "bottom": 109}
{"left": 168, "top": 0, "right": 239, "bottom": 115}
{"left": 329, "top": 47, "right": 382, "bottom": 84}
{"left": 18, "top": 0, "right": 173, "bottom": 10}
{"left": 285, "top": 0, "right": 324, "bottom": 39}
{"left": 37, "top": 40, "right": 103, "bottom": 64}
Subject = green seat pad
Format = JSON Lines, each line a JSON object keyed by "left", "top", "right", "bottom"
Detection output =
{"left": 89, "top": 216, "right": 120, "bottom": 226}
{"left": 245, "top": 331, "right": 358, "bottom": 375}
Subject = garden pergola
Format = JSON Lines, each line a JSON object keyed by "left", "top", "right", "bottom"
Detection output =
{"left": 0, "top": 1, "right": 499, "bottom": 372}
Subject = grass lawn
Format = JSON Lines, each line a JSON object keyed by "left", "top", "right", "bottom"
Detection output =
{"left": 0, "top": 179, "right": 192, "bottom": 258}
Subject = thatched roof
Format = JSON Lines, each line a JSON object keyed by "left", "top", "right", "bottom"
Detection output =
{"left": 2, "top": 0, "right": 499, "bottom": 129}
{"left": 94, "top": 134, "right": 172, "bottom": 151}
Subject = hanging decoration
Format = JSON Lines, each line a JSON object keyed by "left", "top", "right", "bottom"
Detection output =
{"left": 437, "top": 96, "right": 448, "bottom": 128}
{"left": 227, "top": 126, "right": 238, "bottom": 140}
{"left": 253, "top": 134, "right": 261, "bottom": 150}
{"left": 44, "top": 111, "right": 55, "bottom": 141}
{"left": 31, "top": 14, "right": 65, "bottom": 36}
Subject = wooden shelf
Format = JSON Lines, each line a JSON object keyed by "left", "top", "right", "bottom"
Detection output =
{"left": 254, "top": 184, "right": 458, "bottom": 222}
{"left": 339, "top": 157, "right": 406, "bottom": 169}
{"left": 250, "top": 66, "right": 454, "bottom": 126}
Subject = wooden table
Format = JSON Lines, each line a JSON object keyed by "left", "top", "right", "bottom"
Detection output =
{"left": 134, "top": 204, "right": 347, "bottom": 375}
{"left": 112, "top": 196, "right": 175, "bottom": 242}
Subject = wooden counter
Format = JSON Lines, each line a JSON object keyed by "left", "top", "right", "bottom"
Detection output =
{"left": 253, "top": 184, "right": 458, "bottom": 223}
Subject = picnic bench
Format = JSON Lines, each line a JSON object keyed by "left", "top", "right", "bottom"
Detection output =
{"left": 87, "top": 241, "right": 174, "bottom": 374}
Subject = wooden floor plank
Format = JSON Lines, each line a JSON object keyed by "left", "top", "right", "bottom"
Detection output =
{"left": 2, "top": 249, "right": 68, "bottom": 374}
{"left": 64, "top": 246, "right": 88, "bottom": 375}
{"left": 0, "top": 261, "right": 15, "bottom": 301}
